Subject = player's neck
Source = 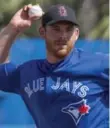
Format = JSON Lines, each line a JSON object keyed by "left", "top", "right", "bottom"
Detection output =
{"left": 47, "top": 56, "right": 62, "bottom": 64}
{"left": 47, "top": 53, "right": 64, "bottom": 64}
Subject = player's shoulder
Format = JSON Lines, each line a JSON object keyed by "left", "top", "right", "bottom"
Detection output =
{"left": 76, "top": 48, "right": 109, "bottom": 61}
{"left": 74, "top": 48, "right": 109, "bottom": 72}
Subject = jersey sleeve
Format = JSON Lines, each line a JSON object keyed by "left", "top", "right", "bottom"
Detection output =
{"left": 0, "top": 62, "right": 20, "bottom": 93}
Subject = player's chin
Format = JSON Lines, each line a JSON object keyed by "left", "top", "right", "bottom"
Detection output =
{"left": 55, "top": 48, "right": 70, "bottom": 58}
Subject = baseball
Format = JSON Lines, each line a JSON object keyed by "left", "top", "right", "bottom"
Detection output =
{"left": 28, "top": 4, "right": 44, "bottom": 19}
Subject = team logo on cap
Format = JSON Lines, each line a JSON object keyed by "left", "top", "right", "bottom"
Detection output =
{"left": 61, "top": 99, "right": 90, "bottom": 125}
{"left": 59, "top": 6, "right": 67, "bottom": 16}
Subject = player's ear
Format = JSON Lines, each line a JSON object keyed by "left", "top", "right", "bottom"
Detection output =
{"left": 74, "top": 27, "right": 80, "bottom": 41}
{"left": 39, "top": 26, "right": 46, "bottom": 38}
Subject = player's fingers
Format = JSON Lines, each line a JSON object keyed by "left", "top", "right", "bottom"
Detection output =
{"left": 23, "top": 5, "right": 28, "bottom": 11}
{"left": 29, "top": 16, "right": 40, "bottom": 21}
{"left": 27, "top": 4, "right": 33, "bottom": 11}
{"left": 23, "top": 4, "right": 32, "bottom": 11}
{"left": 28, "top": 4, "right": 33, "bottom": 8}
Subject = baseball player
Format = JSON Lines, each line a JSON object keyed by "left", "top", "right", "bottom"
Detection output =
{"left": 0, "top": 4, "right": 109, "bottom": 128}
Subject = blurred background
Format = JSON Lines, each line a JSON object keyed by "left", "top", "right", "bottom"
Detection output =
{"left": 0, "top": 0, "right": 109, "bottom": 128}
{"left": 0, "top": 0, "right": 109, "bottom": 39}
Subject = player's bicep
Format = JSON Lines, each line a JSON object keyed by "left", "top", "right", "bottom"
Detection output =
{"left": 0, "top": 63, "right": 20, "bottom": 93}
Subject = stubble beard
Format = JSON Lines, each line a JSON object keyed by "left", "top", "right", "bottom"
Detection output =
{"left": 46, "top": 41, "right": 73, "bottom": 60}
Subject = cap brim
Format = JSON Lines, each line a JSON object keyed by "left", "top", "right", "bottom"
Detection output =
{"left": 46, "top": 19, "right": 79, "bottom": 26}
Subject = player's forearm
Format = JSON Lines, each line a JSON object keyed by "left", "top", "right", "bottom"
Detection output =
{"left": 0, "top": 24, "right": 20, "bottom": 63}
